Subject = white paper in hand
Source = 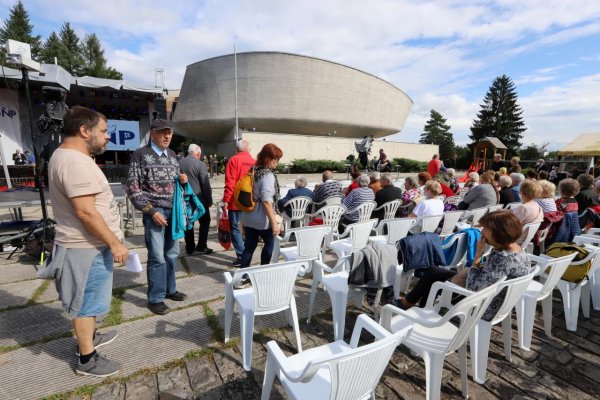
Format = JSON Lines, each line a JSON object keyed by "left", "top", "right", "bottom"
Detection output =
{"left": 126, "top": 251, "right": 143, "bottom": 273}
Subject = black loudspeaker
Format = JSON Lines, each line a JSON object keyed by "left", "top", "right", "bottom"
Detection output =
{"left": 153, "top": 98, "right": 167, "bottom": 119}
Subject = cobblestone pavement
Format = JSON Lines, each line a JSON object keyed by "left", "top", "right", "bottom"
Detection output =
{"left": 0, "top": 173, "right": 599, "bottom": 399}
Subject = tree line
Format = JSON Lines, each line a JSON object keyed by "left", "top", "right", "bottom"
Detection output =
{"left": 419, "top": 75, "right": 533, "bottom": 167}
{"left": 0, "top": 0, "right": 122, "bottom": 79}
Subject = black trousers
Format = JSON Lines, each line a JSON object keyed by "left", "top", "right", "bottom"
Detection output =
{"left": 184, "top": 205, "right": 211, "bottom": 252}
{"left": 406, "top": 266, "right": 457, "bottom": 307}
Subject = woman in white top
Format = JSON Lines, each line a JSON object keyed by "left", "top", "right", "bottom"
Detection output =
{"left": 410, "top": 180, "right": 444, "bottom": 218}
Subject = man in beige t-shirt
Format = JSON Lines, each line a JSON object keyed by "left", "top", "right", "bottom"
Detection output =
{"left": 48, "top": 106, "right": 128, "bottom": 378}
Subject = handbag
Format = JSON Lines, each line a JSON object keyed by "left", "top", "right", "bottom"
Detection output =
{"left": 218, "top": 206, "right": 232, "bottom": 250}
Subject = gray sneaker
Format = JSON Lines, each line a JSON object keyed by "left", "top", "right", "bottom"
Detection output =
{"left": 75, "top": 353, "right": 121, "bottom": 377}
{"left": 75, "top": 330, "right": 118, "bottom": 355}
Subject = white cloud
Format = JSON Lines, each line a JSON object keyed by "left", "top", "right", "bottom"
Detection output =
{"left": 4, "top": 0, "right": 600, "bottom": 148}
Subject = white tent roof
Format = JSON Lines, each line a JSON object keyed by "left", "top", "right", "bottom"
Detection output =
{"left": 1, "top": 63, "right": 162, "bottom": 93}
{"left": 559, "top": 133, "right": 600, "bottom": 156}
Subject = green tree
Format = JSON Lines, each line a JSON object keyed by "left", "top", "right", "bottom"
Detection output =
{"left": 518, "top": 144, "right": 541, "bottom": 161}
{"left": 0, "top": 0, "right": 42, "bottom": 61}
{"left": 469, "top": 74, "right": 526, "bottom": 156}
{"left": 40, "top": 31, "right": 62, "bottom": 64}
{"left": 419, "top": 109, "right": 456, "bottom": 160}
{"left": 57, "top": 22, "right": 84, "bottom": 76}
{"left": 81, "top": 33, "right": 122, "bottom": 79}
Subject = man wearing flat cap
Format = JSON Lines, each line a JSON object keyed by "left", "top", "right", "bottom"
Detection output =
{"left": 126, "top": 119, "right": 188, "bottom": 315}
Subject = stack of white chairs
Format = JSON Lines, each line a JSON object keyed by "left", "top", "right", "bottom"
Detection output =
{"left": 224, "top": 260, "right": 309, "bottom": 371}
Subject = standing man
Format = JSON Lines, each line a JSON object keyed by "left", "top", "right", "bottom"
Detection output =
{"left": 445, "top": 154, "right": 457, "bottom": 169}
{"left": 179, "top": 144, "right": 214, "bottom": 255}
{"left": 211, "top": 155, "right": 219, "bottom": 177}
{"left": 222, "top": 139, "right": 255, "bottom": 266}
{"left": 427, "top": 154, "right": 442, "bottom": 177}
{"left": 48, "top": 106, "right": 127, "bottom": 377}
{"left": 12, "top": 148, "right": 25, "bottom": 165}
{"left": 372, "top": 172, "right": 403, "bottom": 220}
{"left": 126, "top": 119, "right": 188, "bottom": 315}
{"left": 491, "top": 154, "right": 505, "bottom": 171}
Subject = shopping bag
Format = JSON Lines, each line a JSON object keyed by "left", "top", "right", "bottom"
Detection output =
{"left": 218, "top": 207, "right": 232, "bottom": 250}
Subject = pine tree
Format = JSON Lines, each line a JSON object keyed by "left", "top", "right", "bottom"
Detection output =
{"left": 81, "top": 34, "right": 122, "bottom": 79}
{"left": 469, "top": 74, "right": 526, "bottom": 155}
{"left": 40, "top": 32, "right": 62, "bottom": 64}
{"left": 419, "top": 109, "right": 456, "bottom": 160}
{"left": 0, "top": 0, "right": 42, "bottom": 60}
{"left": 57, "top": 22, "right": 84, "bottom": 76}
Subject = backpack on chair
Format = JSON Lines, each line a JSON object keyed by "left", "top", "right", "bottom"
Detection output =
{"left": 545, "top": 242, "right": 592, "bottom": 283}
{"left": 233, "top": 168, "right": 255, "bottom": 211}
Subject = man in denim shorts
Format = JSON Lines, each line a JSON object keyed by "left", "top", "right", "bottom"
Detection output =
{"left": 48, "top": 106, "right": 129, "bottom": 377}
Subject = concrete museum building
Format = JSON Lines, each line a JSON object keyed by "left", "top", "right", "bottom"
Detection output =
{"left": 173, "top": 52, "right": 436, "bottom": 163}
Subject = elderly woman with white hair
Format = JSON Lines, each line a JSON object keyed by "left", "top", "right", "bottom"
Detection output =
{"left": 536, "top": 180, "right": 558, "bottom": 213}
{"left": 498, "top": 175, "right": 516, "bottom": 205}
{"left": 510, "top": 172, "right": 525, "bottom": 202}
{"left": 277, "top": 175, "right": 313, "bottom": 217}
{"left": 446, "top": 168, "right": 459, "bottom": 192}
{"left": 464, "top": 171, "right": 480, "bottom": 189}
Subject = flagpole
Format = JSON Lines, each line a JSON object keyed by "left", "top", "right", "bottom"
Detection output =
{"left": 234, "top": 45, "right": 239, "bottom": 144}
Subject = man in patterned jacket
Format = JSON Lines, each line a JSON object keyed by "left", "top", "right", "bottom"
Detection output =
{"left": 126, "top": 119, "right": 188, "bottom": 315}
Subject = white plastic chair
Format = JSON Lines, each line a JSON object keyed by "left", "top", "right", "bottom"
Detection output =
{"left": 457, "top": 187, "right": 470, "bottom": 199}
{"left": 444, "top": 195, "right": 461, "bottom": 207}
{"left": 310, "top": 195, "right": 342, "bottom": 214}
{"left": 305, "top": 204, "right": 346, "bottom": 231}
{"left": 554, "top": 239, "right": 600, "bottom": 331}
{"left": 394, "top": 232, "right": 469, "bottom": 298}
{"left": 521, "top": 221, "right": 541, "bottom": 253}
{"left": 465, "top": 206, "right": 488, "bottom": 227}
{"left": 310, "top": 253, "right": 399, "bottom": 341}
{"left": 328, "top": 219, "right": 378, "bottom": 259}
{"left": 224, "top": 260, "right": 308, "bottom": 371}
{"left": 369, "top": 217, "right": 416, "bottom": 245}
{"left": 281, "top": 196, "right": 313, "bottom": 232}
{"left": 505, "top": 202, "right": 522, "bottom": 210}
{"left": 438, "top": 211, "right": 464, "bottom": 237}
{"left": 272, "top": 225, "right": 332, "bottom": 273}
{"left": 261, "top": 315, "right": 411, "bottom": 400}
{"left": 344, "top": 201, "right": 376, "bottom": 224}
{"left": 414, "top": 214, "right": 444, "bottom": 233}
{"left": 434, "top": 268, "right": 538, "bottom": 384}
{"left": 380, "top": 277, "right": 506, "bottom": 400}
{"left": 516, "top": 253, "right": 576, "bottom": 351}
{"left": 372, "top": 199, "right": 401, "bottom": 221}
{"left": 486, "top": 204, "right": 503, "bottom": 213}
{"left": 574, "top": 234, "right": 600, "bottom": 311}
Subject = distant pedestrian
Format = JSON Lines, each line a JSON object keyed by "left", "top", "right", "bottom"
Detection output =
{"left": 179, "top": 144, "right": 214, "bottom": 255}
{"left": 211, "top": 155, "right": 219, "bottom": 177}
{"left": 222, "top": 140, "right": 255, "bottom": 266}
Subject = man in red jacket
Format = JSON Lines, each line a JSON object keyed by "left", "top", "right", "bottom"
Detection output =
{"left": 222, "top": 139, "right": 256, "bottom": 266}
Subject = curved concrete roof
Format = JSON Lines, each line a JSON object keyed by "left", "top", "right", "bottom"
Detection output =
{"left": 174, "top": 52, "right": 413, "bottom": 142}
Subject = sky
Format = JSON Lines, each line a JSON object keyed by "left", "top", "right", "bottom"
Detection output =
{"left": 2, "top": 0, "right": 600, "bottom": 150}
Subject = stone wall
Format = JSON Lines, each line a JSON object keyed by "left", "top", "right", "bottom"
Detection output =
{"left": 241, "top": 132, "right": 438, "bottom": 164}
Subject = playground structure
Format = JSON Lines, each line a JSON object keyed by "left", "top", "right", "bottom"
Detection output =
{"left": 459, "top": 137, "right": 507, "bottom": 182}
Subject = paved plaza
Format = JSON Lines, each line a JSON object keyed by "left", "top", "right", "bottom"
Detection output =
{"left": 0, "top": 173, "right": 599, "bottom": 400}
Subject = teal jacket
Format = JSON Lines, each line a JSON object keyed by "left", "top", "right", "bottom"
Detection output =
{"left": 171, "top": 179, "right": 205, "bottom": 240}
